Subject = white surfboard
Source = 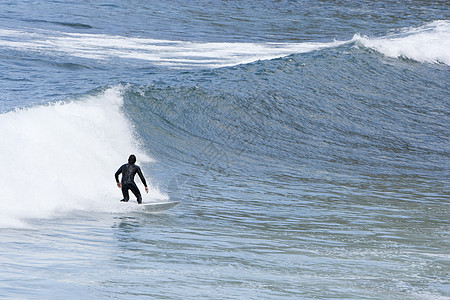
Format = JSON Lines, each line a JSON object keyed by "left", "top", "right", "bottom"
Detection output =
{"left": 139, "top": 201, "right": 180, "bottom": 212}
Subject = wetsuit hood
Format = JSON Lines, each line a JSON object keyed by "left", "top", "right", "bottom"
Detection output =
{"left": 128, "top": 154, "right": 136, "bottom": 164}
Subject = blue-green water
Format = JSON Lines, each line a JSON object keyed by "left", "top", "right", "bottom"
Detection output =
{"left": 0, "top": 1, "right": 449, "bottom": 299}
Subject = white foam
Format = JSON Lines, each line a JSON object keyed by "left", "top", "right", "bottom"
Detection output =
{"left": 353, "top": 20, "right": 450, "bottom": 65}
{"left": 2, "top": 21, "right": 449, "bottom": 67}
{"left": 0, "top": 28, "right": 346, "bottom": 68}
{"left": 0, "top": 87, "right": 165, "bottom": 228}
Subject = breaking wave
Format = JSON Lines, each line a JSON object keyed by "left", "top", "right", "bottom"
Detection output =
{"left": 0, "top": 87, "right": 165, "bottom": 228}
{"left": 353, "top": 20, "right": 450, "bottom": 65}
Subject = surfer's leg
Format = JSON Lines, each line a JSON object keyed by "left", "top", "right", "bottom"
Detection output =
{"left": 129, "top": 183, "right": 142, "bottom": 204}
{"left": 121, "top": 184, "right": 130, "bottom": 202}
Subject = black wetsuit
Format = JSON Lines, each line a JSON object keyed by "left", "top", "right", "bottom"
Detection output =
{"left": 115, "top": 163, "right": 147, "bottom": 204}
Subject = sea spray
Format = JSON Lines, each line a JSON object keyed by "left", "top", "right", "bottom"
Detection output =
{"left": 353, "top": 20, "right": 450, "bottom": 65}
{"left": 0, "top": 87, "right": 163, "bottom": 227}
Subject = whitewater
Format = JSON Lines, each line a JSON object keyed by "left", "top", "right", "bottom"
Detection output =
{"left": 0, "top": 20, "right": 449, "bottom": 69}
{"left": 0, "top": 87, "right": 171, "bottom": 228}
{"left": 354, "top": 20, "right": 450, "bottom": 65}
{"left": 0, "top": 1, "right": 449, "bottom": 299}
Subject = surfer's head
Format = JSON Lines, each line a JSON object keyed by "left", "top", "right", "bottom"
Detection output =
{"left": 128, "top": 154, "right": 136, "bottom": 164}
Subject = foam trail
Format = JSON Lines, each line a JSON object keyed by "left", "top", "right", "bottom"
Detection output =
{"left": 353, "top": 20, "right": 450, "bottom": 65}
{"left": 0, "top": 87, "right": 165, "bottom": 228}
{"left": 0, "top": 28, "right": 346, "bottom": 68}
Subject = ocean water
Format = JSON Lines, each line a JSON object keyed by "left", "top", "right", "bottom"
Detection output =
{"left": 0, "top": 1, "right": 449, "bottom": 299}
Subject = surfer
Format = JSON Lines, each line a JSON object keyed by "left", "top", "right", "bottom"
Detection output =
{"left": 115, "top": 154, "right": 149, "bottom": 204}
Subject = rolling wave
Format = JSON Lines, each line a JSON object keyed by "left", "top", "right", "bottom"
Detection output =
{"left": 121, "top": 47, "right": 448, "bottom": 180}
{"left": 0, "top": 21, "right": 448, "bottom": 228}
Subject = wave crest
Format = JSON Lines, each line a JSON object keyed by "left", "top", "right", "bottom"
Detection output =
{"left": 353, "top": 20, "right": 450, "bottom": 65}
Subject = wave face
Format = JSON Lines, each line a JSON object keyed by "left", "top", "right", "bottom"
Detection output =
{"left": 120, "top": 45, "right": 449, "bottom": 184}
{"left": 0, "top": 87, "right": 166, "bottom": 228}
{"left": 354, "top": 20, "right": 450, "bottom": 65}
